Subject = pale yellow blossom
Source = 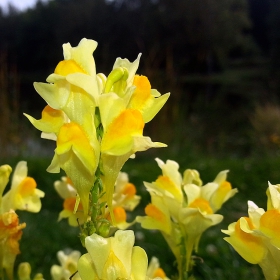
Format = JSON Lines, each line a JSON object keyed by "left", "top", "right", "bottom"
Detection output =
{"left": 51, "top": 250, "right": 81, "bottom": 280}
{"left": 25, "top": 38, "right": 169, "bottom": 220}
{"left": 147, "top": 257, "right": 170, "bottom": 280}
{"left": 78, "top": 230, "right": 148, "bottom": 280}
{"left": 0, "top": 210, "right": 26, "bottom": 280}
{"left": 54, "top": 177, "right": 84, "bottom": 227}
{"left": 222, "top": 183, "right": 280, "bottom": 280}
{"left": 1, "top": 161, "right": 44, "bottom": 213}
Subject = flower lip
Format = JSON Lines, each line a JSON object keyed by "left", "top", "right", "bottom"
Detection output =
{"left": 54, "top": 59, "right": 87, "bottom": 76}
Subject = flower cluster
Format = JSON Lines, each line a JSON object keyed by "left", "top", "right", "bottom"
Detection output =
{"left": 222, "top": 183, "right": 280, "bottom": 280}
{"left": 24, "top": 38, "right": 169, "bottom": 238}
{"left": 136, "top": 158, "right": 237, "bottom": 276}
{"left": 0, "top": 162, "right": 44, "bottom": 280}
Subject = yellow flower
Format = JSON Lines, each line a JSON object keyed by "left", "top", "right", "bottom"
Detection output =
{"left": 1, "top": 161, "right": 44, "bottom": 213}
{"left": 179, "top": 183, "right": 223, "bottom": 269}
{"left": 109, "top": 56, "right": 170, "bottom": 122}
{"left": 147, "top": 257, "right": 170, "bottom": 280}
{"left": 99, "top": 92, "right": 166, "bottom": 216}
{"left": 266, "top": 182, "right": 280, "bottom": 211}
{"left": 138, "top": 158, "right": 233, "bottom": 274}
{"left": 105, "top": 172, "right": 140, "bottom": 230}
{"left": 51, "top": 250, "right": 81, "bottom": 280}
{"left": 222, "top": 190, "right": 280, "bottom": 280}
{"left": 0, "top": 210, "right": 26, "bottom": 280}
{"left": 54, "top": 177, "right": 84, "bottom": 227}
{"left": 25, "top": 39, "right": 100, "bottom": 216}
{"left": 136, "top": 194, "right": 172, "bottom": 234}
{"left": 105, "top": 206, "right": 135, "bottom": 230}
{"left": 153, "top": 158, "right": 183, "bottom": 203}
{"left": 181, "top": 183, "right": 223, "bottom": 237}
{"left": 260, "top": 183, "right": 280, "bottom": 249}
{"left": 128, "top": 75, "right": 170, "bottom": 123}
{"left": 113, "top": 172, "right": 140, "bottom": 211}
{"left": 78, "top": 230, "right": 148, "bottom": 280}
{"left": 210, "top": 170, "right": 238, "bottom": 212}
{"left": 142, "top": 159, "right": 184, "bottom": 221}
{"left": 25, "top": 38, "right": 169, "bottom": 221}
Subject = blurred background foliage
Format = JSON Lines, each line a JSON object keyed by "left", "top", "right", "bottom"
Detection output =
{"left": 1, "top": 0, "right": 280, "bottom": 279}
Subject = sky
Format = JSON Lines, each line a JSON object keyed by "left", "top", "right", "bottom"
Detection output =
{"left": 0, "top": 0, "right": 46, "bottom": 11}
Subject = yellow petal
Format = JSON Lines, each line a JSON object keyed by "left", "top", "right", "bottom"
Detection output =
{"left": 56, "top": 122, "right": 97, "bottom": 173}
{"left": 145, "top": 204, "right": 166, "bottom": 222}
{"left": 131, "top": 246, "right": 148, "bottom": 280}
{"left": 154, "top": 268, "right": 166, "bottom": 278}
{"left": 155, "top": 175, "right": 182, "bottom": 202}
{"left": 224, "top": 218, "right": 266, "bottom": 264}
{"left": 56, "top": 122, "right": 98, "bottom": 216}
{"left": 113, "top": 207, "right": 127, "bottom": 224}
{"left": 211, "top": 181, "right": 235, "bottom": 212}
{"left": 130, "top": 75, "right": 151, "bottom": 110}
{"left": 77, "top": 254, "right": 98, "bottom": 280}
{"left": 130, "top": 75, "right": 170, "bottom": 123}
{"left": 137, "top": 199, "right": 171, "bottom": 234}
{"left": 24, "top": 105, "right": 65, "bottom": 134}
{"left": 17, "top": 262, "right": 31, "bottom": 280}
{"left": 63, "top": 197, "right": 83, "bottom": 212}
{"left": 34, "top": 81, "right": 70, "bottom": 110}
{"left": 103, "top": 251, "right": 127, "bottom": 279}
{"left": 62, "top": 38, "right": 98, "bottom": 76}
{"left": 66, "top": 73, "right": 99, "bottom": 100}
{"left": 0, "top": 165, "right": 12, "bottom": 198}
{"left": 260, "top": 209, "right": 280, "bottom": 248}
{"left": 58, "top": 85, "right": 96, "bottom": 139}
{"left": 189, "top": 198, "right": 213, "bottom": 215}
{"left": 101, "top": 109, "right": 144, "bottom": 155}
{"left": 155, "top": 158, "right": 182, "bottom": 189}
{"left": 55, "top": 59, "right": 87, "bottom": 76}
{"left": 122, "top": 183, "right": 136, "bottom": 198}
{"left": 17, "top": 177, "right": 36, "bottom": 197}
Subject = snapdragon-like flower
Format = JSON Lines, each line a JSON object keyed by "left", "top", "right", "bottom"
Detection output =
{"left": 137, "top": 194, "right": 172, "bottom": 234}
{"left": 54, "top": 177, "right": 84, "bottom": 227}
{"left": 180, "top": 182, "right": 223, "bottom": 268}
{"left": 78, "top": 230, "right": 148, "bottom": 280}
{"left": 1, "top": 161, "right": 44, "bottom": 213}
{"left": 222, "top": 183, "right": 280, "bottom": 280}
{"left": 0, "top": 162, "right": 43, "bottom": 280}
{"left": 147, "top": 257, "right": 170, "bottom": 280}
{"left": 0, "top": 210, "right": 26, "bottom": 280}
{"left": 113, "top": 172, "right": 140, "bottom": 211}
{"left": 25, "top": 38, "right": 169, "bottom": 224}
{"left": 105, "top": 172, "right": 140, "bottom": 230}
{"left": 51, "top": 250, "right": 81, "bottom": 280}
{"left": 137, "top": 158, "right": 237, "bottom": 276}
